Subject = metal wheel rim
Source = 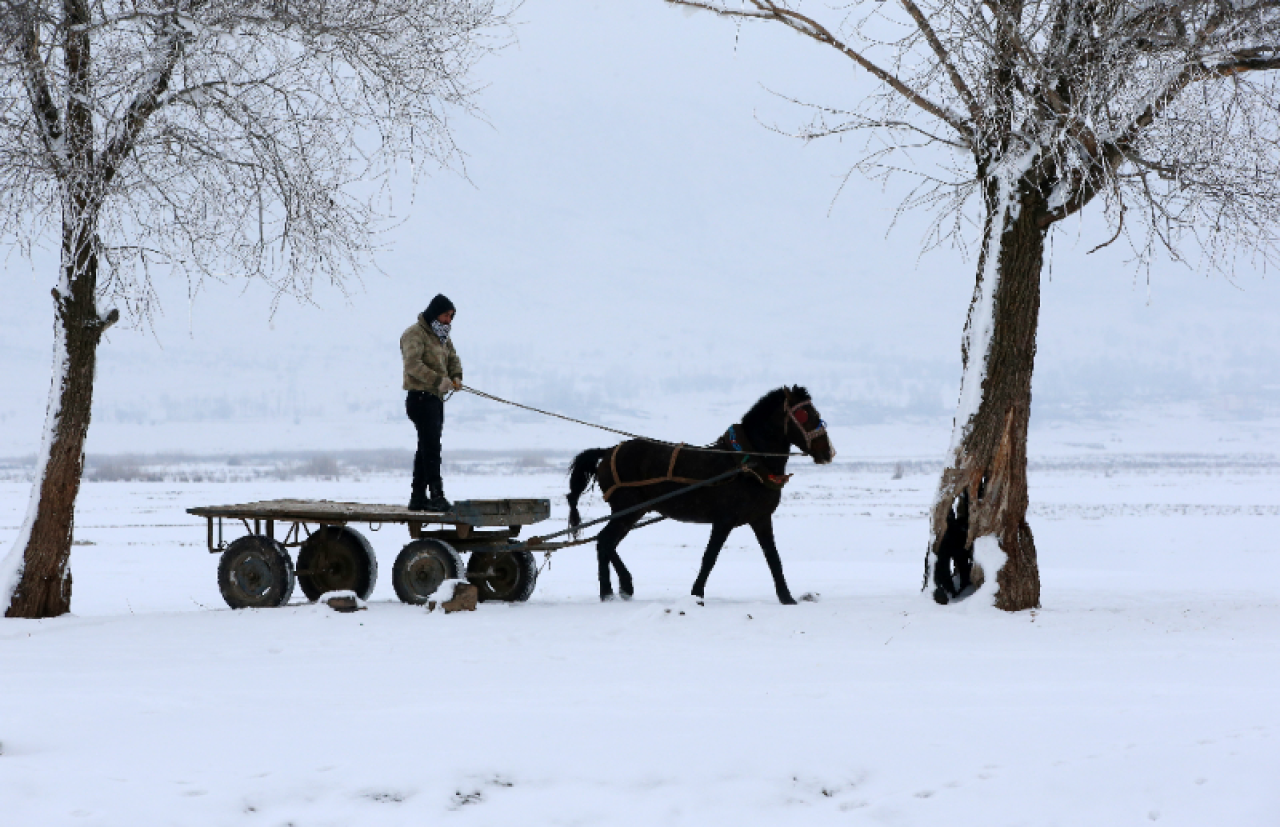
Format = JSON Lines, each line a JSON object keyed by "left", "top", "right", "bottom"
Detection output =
{"left": 473, "top": 553, "right": 521, "bottom": 599}
{"left": 231, "top": 551, "right": 274, "bottom": 598}
{"left": 405, "top": 553, "right": 449, "bottom": 600}
{"left": 308, "top": 539, "right": 358, "bottom": 593}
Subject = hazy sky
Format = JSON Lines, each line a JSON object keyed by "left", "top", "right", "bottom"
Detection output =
{"left": 4, "top": 0, "right": 1280, "bottom": 457}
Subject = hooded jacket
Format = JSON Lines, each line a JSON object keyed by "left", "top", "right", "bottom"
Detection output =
{"left": 401, "top": 313, "right": 463, "bottom": 396}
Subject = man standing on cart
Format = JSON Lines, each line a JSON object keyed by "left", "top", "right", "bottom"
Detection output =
{"left": 402, "top": 294, "right": 463, "bottom": 512}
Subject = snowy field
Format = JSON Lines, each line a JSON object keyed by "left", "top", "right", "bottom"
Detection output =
{"left": 2, "top": 459, "right": 1278, "bottom": 826}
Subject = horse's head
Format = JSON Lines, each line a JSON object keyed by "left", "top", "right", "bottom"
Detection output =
{"left": 782, "top": 386, "right": 836, "bottom": 464}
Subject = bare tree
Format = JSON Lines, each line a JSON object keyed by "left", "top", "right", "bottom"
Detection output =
{"left": 0, "top": 0, "right": 507, "bottom": 618}
{"left": 669, "top": 0, "right": 1280, "bottom": 609}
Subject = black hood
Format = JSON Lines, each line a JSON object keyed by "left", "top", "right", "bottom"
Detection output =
{"left": 424, "top": 294, "right": 455, "bottom": 320}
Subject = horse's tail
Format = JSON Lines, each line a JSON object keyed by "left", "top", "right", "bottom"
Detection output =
{"left": 567, "top": 448, "right": 610, "bottom": 530}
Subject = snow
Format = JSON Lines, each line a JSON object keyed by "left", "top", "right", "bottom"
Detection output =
{"left": 317, "top": 590, "right": 366, "bottom": 610}
{"left": 429, "top": 578, "right": 469, "bottom": 603}
{"left": 1, "top": 458, "right": 1278, "bottom": 825}
{"left": 970, "top": 534, "right": 1005, "bottom": 605}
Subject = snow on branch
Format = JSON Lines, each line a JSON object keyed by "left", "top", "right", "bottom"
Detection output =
{"left": 671, "top": 0, "right": 1280, "bottom": 271}
{"left": 669, "top": 0, "right": 975, "bottom": 139}
{"left": 0, "top": 0, "right": 510, "bottom": 322}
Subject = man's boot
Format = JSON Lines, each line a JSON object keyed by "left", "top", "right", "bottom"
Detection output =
{"left": 408, "top": 485, "right": 429, "bottom": 511}
{"left": 426, "top": 481, "right": 452, "bottom": 513}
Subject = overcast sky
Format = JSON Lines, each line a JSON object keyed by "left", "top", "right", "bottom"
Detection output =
{"left": 4, "top": 0, "right": 1280, "bottom": 458}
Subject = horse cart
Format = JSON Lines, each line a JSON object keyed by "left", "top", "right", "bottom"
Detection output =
{"left": 187, "top": 499, "right": 561, "bottom": 609}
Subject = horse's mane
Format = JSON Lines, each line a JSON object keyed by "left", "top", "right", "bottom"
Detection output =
{"left": 741, "top": 385, "right": 810, "bottom": 433}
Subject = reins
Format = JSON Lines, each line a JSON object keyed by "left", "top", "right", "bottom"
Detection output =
{"left": 458, "top": 384, "right": 810, "bottom": 458}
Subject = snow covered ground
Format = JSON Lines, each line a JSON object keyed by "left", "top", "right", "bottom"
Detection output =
{"left": 2, "top": 459, "right": 1278, "bottom": 826}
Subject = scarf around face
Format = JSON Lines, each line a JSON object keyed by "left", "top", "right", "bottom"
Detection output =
{"left": 430, "top": 319, "right": 451, "bottom": 344}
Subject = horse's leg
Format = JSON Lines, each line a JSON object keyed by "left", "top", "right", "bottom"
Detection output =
{"left": 691, "top": 521, "right": 734, "bottom": 599}
{"left": 611, "top": 549, "right": 635, "bottom": 599}
{"left": 748, "top": 516, "right": 796, "bottom": 605}
{"left": 596, "top": 546, "right": 613, "bottom": 601}
{"left": 595, "top": 512, "right": 642, "bottom": 602}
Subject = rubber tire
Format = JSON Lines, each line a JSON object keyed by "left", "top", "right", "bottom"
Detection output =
{"left": 392, "top": 539, "right": 463, "bottom": 605}
{"left": 296, "top": 526, "right": 378, "bottom": 601}
{"left": 217, "top": 535, "right": 296, "bottom": 609}
{"left": 467, "top": 551, "right": 538, "bottom": 603}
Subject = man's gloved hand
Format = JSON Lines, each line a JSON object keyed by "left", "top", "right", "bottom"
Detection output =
{"left": 452, "top": 378, "right": 463, "bottom": 391}
{"left": 438, "top": 376, "right": 454, "bottom": 395}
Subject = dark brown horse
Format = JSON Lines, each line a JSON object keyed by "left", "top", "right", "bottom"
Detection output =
{"left": 566, "top": 386, "right": 836, "bottom": 603}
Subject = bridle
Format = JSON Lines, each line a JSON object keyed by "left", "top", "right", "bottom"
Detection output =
{"left": 784, "top": 391, "right": 834, "bottom": 458}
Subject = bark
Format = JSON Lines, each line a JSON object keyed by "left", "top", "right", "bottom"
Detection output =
{"left": 929, "top": 176, "right": 1045, "bottom": 611}
{"left": 5, "top": 219, "right": 113, "bottom": 619}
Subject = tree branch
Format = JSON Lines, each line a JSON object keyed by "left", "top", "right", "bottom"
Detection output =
{"left": 15, "top": 14, "right": 65, "bottom": 172}
{"left": 667, "top": 0, "right": 973, "bottom": 141}
{"left": 898, "top": 0, "right": 984, "bottom": 125}
{"left": 63, "top": 0, "right": 94, "bottom": 168}
{"left": 1037, "top": 0, "right": 1280, "bottom": 230}
{"left": 100, "top": 14, "right": 186, "bottom": 186}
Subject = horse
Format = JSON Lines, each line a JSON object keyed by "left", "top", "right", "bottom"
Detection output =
{"left": 566, "top": 386, "right": 836, "bottom": 604}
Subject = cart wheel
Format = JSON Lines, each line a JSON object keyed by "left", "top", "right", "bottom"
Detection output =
{"left": 296, "top": 526, "right": 378, "bottom": 601}
{"left": 392, "top": 539, "right": 462, "bottom": 605}
{"left": 467, "top": 551, "right": 538, "bottom": 603}
{"left": 217, "top": 535, "right": 296, "bottom": 609}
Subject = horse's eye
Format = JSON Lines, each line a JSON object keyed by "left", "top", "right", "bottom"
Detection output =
{"left": 793, "top": 408, "right": 809, "bottom": 425}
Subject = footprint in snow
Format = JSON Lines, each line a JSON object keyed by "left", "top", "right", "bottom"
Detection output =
{"left": 451, "top": 789, "right": 484, "bottom": 809}
{"left": 449, "top": 776, "right": 514, "bottom": 809}
{"left": 363, "top": 790, "right": 407, "bottom": 804}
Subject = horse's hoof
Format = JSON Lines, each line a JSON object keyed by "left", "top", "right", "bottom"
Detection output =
{"left": 779, "top": 595, "right": 798, "bottom": 606}
{"left": 933, "top": 587, "right": 951, "bottom": 605}
{"left": 620, "top": 592, "right": 633, "bottom": 601}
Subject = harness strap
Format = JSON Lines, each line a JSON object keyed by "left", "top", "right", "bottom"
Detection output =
{"left": 743, "top": 465, "right": 793, "bottom": 490}
{"left": 723, "top": 425, "right": 793, "bottom": 490}
{"left": 601, "top": 442, "right": 726, "bottom": 502}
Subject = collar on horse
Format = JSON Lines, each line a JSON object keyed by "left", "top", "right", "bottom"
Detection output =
{"left": 724, "top": 425, "right": 792, "bottom": 490}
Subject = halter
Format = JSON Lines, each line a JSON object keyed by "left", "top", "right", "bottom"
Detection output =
{"left": 784, "top": 392, "right": 833, "bottom": 457}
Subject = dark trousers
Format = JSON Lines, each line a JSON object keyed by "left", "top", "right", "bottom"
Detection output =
{"left": 406, "top": 391, "right": 444, "bottom": 493}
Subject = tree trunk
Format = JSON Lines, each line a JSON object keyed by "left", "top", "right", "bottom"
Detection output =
{"left": 3, "top": 218, "right": 112, "bottom": 619}
{"left": 928, "top": 175, "right": 1045, "bottom": 611}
